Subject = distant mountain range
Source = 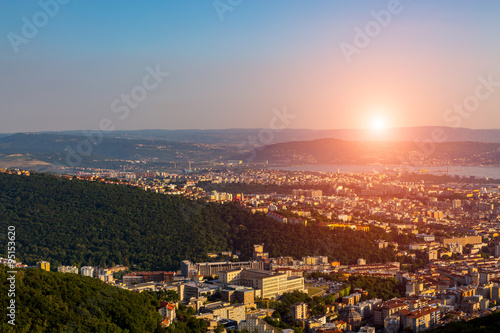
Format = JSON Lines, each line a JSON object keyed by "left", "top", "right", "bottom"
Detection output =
{"left": 1, "top": 127, "right": 500, "bottom": 170}
{"left": 0, "top": 133, "right": 234, "bottom": 170}
{"left": 3, "top": 126, "right": 500, "bottom": 144}
{"left": 248, "top": 138, "right": 500, "bottom": 166}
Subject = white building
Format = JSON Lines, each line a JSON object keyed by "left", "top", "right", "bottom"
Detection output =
{"left": 57, "top": 266, "right": 78, "bottom": 274}
{"left": 80, "top": 266, "right": 95, "bottom": 277}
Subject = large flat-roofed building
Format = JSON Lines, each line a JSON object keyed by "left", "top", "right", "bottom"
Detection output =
{"left": 123, "top": 271, "right": 175, "bottom": 286}
{"left": 219, "top": 268, "right": 304, "bottom": 299}
{"left": 292, "top": 189, "right": 323, "bottom": 198}
{"left": 441, "top": 236, "right": 482, "bottom": 247}
{"left": 183, "top": 282, "right": 219, "bottom": 300}
{"left": 201, "top": 302, "right": 246, "bottom": 323}
{"left": 221, "top": 268, "right": 245, "bottom": 284}
{"left": 236, "top": 288, "right": 255, "bottom": 304}
{"left": 181, "top": 260, "right": 264, "bottom": 277}
{"left": 221, "top": 286, "right": 256, "bottom": 304}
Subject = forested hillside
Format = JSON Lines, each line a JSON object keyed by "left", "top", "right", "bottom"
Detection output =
{"left": 0, "top": 172, "right": 408, "bottom": 271}
{"left": 0, "top": 265, "right": 162, "bottom": 332}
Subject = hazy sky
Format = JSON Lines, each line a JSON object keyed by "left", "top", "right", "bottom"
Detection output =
{"left": 1, "top": 0, "right": 500, "bottom": 132}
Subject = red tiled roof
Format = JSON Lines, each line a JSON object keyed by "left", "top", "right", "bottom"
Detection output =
{"left": 405, "top": 307, "right": 439, "bottom": 319}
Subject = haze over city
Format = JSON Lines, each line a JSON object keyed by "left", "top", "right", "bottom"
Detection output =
{"left": 1, "top": 0, "right": 500, "bottom": 133}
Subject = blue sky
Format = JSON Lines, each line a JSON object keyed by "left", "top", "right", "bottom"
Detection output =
{"left": 1, "top": 0, "right": 499, "bottom": 132}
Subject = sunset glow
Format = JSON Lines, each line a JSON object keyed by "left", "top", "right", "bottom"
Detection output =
{"left": 371, "top": 117, "right": 386, "bottom": 131}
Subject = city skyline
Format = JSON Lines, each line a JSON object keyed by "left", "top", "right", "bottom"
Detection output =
{"left": 1, "top": 1, "right": 500, "bottom": 133}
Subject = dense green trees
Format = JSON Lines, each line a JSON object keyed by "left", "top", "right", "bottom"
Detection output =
{"left": 307, "top": 273, "right": 403, "bottom": 301}
{"left": 0, "top": 264, "right": 162, "bottom": 332}
{"left": 0, "top": 172, "right": 400, "bottom": 272}
{"left": 0, "top": 173, "right": 231, "bottom": 270}
{"left": 146, "top": 290, "right": 180, "bottom": 303}
{"left": 348, "top": 276, "right": 402, "bottom": 301}
{"left": 275, "top": 291, "right": 327, "bottom": 321}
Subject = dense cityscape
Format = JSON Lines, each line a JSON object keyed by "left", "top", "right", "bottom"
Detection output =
{"left": 3, "top": 165, "right": 500, "bottom": 332}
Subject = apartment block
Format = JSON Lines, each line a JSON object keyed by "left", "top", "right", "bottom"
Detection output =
{"left": 57, "top": 265, "right": 78, "bottom": 274}
{"left": 373, "top": 301, "right": 409, "bottom": 326}
{"left": 80, "top": 266, "right": 95, "bottom": 277}
{"left": 37, "top": 261, "right": 50, "bottom": 272}
{"left": 353, "top": 299, "right": 382, "bottom": 319}
{"left": 401, "top": 306, "right": 440, "bottom": 332}
{"left": 158, "top": 302, "right": 176, "bottom": 322}
{"left": 342, "top": 293, "right": 362, "bottom": 305}
{"left": 291, "top": 302, "right": 308, "bottom": 320}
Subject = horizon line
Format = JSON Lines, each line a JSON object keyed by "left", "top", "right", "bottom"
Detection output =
{"left": 2, "top": 126, "right": 500, "bottom": 135}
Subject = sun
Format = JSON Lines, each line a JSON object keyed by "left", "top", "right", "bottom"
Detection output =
{"left": 371, "top": 117, "right": 386, "bottom": 131}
